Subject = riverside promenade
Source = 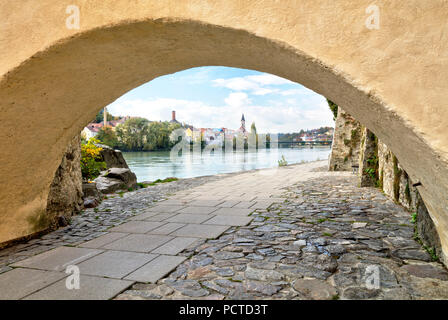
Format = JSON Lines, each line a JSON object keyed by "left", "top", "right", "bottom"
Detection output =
{"left": 1, "top": 161, "right": 448, "bottom": 300}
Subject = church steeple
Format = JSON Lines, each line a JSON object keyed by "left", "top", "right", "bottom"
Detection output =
{"left": 241, "top": 113, "right": 246, "bottom": 132}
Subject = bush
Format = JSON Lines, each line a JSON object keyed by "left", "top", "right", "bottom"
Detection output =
{"left": 81, "top": 138, "right": 106, "bottom": 181}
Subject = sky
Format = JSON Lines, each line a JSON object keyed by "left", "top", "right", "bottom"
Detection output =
{"left": 106, "top": 66, "right": 334, "bottom": 133}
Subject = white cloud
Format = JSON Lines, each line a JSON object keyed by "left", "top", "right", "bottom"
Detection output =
{"left": 107, "top": 93, "right": 333, "bottom": 133}
{"left": 224, "top": 92, "right": 251, "bottom": 108}
{"left": 212, "top": 73, "right": 292, "bottom": 96}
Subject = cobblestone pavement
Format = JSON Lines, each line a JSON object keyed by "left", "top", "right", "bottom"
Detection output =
{"left": 1, "top": 161, "right": 448, "bottom": 299}
{"left": 116, "top": 166, "right": 448, "bottom": 300}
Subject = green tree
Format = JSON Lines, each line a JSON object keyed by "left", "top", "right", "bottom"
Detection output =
{"left": 96, "top": 126, "right": 119, "bottom": 148}
{"left": 115, "top": 118, "right": 182, "bottom": 151}
{"left": 144, "top": 122, "right": 174, "bottom": 151}
{"left": 115, "top": 117, "right": 150, "bottom": 151}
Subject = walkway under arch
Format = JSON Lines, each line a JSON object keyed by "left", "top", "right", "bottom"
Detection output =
{"left": 1, "top": 1, "right": 447, "bottom": 263}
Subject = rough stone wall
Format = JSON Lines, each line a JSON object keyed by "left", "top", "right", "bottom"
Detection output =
{"left": 378, "top": 141, "right": 419, "bottom": 211}
{"left": 332, "top": 119, "right": 443, "bottom": 262}
{"left": 46, "top": 135, "right": 83, "bottom": 228}
{"left": 358, "top": 127, "right": 378, "bottom": 187}
{"left": 328, "top": 108, "right": 362, "bottom": 171}
{"left": 368, "top": 138, "right": 443, "bottom": 261}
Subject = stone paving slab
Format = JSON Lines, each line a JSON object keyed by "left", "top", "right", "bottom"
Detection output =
{"left": 79, "top": 232, "right": 129, "bottom": 249}
{"left": 103, "top": 234, "right": 172, "bottom": 253}
{"left": 232, "top": 201, "right": 256, "bottom": 209}
{"left": 147, "top": 223, "right": 186, "bottom": 235}
{"left": 166, "top": 214, "right": 212, "bottom": 224}
{"left": 171, "top": 224, "right": 230, "bottom": 239}
{"left": 12, "top": 247, "right": 103, "bottom": 272}
{"left": 76, "top": 250, "right": 158, "bottom": 279}
{"left": 157, "top": 199, "right": 191, "bottom": 206}
{"left": 147, "top": 205, "right": 184, "bottom": 213}
{"left": 212, "top": 208, "right": 255, "bottom": 216}
{"left": 129, "top": 211, "right": 159, "bottom": 221}
{"left": 217, "top": 200, "right": 241, "bottom": 208}
{"left": 24, "top": 275, "right": 133, "bottom": 300}
{"left": 124, "top": 255, "right": 186, "bottom": 283}
{"left": 187, "top": 200, "right": 225, "bottom": 207}
{"left": 108, "top": 221, "right": 165, "bottom": 233}
{"left": 152, "top": 237, "right": 199, "bottom": 255}
{"left": 176, "top": 206, "right": 218, "bottom": 215}
{"left": 0, "top": 268, "right": 66, "bottom": 300}
{"left": 203, "top": 215, "right": 253, "bottom": 227}
{"left": 251, "top": 201, "right": 275, "bottom": 210}
{"left": 144, "top": 213, "right": 179, "bottom": 222}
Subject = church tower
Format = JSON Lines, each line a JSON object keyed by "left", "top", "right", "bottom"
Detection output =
{"left": 240, "top": 114, "right": 246, "bottom": 133}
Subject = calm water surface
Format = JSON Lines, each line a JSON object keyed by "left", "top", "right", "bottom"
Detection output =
{"left": 122, "top": 147, "right": 331, "bottom": 182}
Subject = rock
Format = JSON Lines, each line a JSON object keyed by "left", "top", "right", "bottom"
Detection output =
{"left": 96, "top": 144, "right": 129, "bottom": 169}
{"left": 246, "top": 253, "right": 264, "bottom": 260}
{"left": 213, "top": 251, "right": 244, "bottom": 260}
{"left": 296, "top": 265, "right": 332, "bottom": 280}
{"left": 46, "top": 134, "right": 83, "bottom": 228}
{"left": 165, "top": 280, "right": 209, "bottom": 297}
{"left": 245, "top": 267, "right": 284, "bottom": 281}
{"left": 94, "top": 168, "right": 137, "bottom": 194}
{"left": 401, "top": 264, "right": 448, "bottom": 280}
{"left": 245, "top": 281, "right": 281, "bottom": 295}
{"left": 187, "top": 266, "right": 213, "bottom": 280}
{"left": 82, "top": 182, "right": 102, "bottom": 198}
{"left": 293, "top": 279, "right": 338, "bottom": 300}
{"left": 342, "top": 287, "right": 380, "bottom": 300}
{"left": 325, "top": 245, "right": 346, "bottom": 256}
{"left": 392, "top": 249, "right": 431, "bottom": 262}
{"left": 57, "top": 216, "right": 69, "bottom": 227}
{"left": 121, "top": 289, "right": 162, "bottom": 299}
{"left": 316, "top": 254, "right": 338, "bottom": 273}
{"left": 256, "top": 248, "right": 276, "bottom": 256}
{"left": 353, "top": 222, "right": 367, "bottom": 229}
{"left": 83, "top": 198, "right": 99, "bottom": 208}
{"left": 213, "top": 267, "right": 235, "bottom": 277}
{"left": 202, "top": 281, "right": 229, "bottom": 295}
{"left": 293, "top": 240, "right": 307, "bottom": 247}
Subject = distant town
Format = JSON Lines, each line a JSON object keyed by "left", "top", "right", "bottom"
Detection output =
{"left": 82, "top": 108, "right": 334, "bottom": 150}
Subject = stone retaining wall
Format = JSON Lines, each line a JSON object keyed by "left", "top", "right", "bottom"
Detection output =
{"left": 330, "top": 110, "right": 444, "bottom": 263}
{"left": 328, "top": 108, "right": 362, "bottom": 171}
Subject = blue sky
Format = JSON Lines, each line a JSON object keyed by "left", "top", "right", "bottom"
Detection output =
{"left": 106, "top": 66, "right": 334, "bottom": 133}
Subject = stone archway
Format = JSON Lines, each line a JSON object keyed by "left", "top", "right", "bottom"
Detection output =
{"left": 1, "top": 1, "right": 448, "bottom": 264}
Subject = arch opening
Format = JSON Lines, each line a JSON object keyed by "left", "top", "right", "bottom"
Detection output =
{"left": 1, "top": 18, "right": 447, "bottom": 263}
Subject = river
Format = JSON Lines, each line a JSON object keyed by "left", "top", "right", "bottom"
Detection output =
{"left": 122, "top": 147, "right": 331, "bottom": 182}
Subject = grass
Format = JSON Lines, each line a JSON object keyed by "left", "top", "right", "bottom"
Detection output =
{"left": 147, "top": 177, "right": 179, "bottom": 186}
{"left": 278, "top": 155, "right": 288, "bottom": 167}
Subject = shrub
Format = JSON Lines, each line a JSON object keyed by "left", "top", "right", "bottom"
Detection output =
{"left": 81, "top": 138, "right": 106, "bottom": 180}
